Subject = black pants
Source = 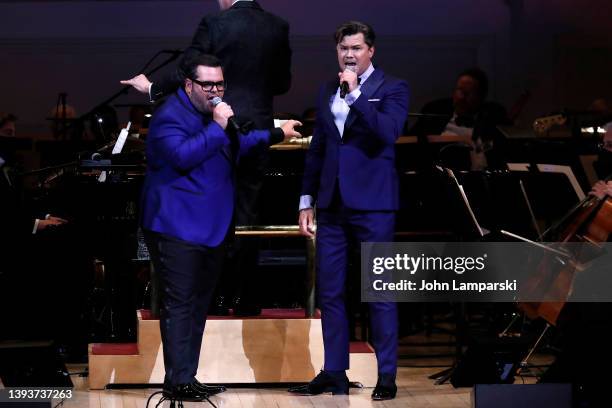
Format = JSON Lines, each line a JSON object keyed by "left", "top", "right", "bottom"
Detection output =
{"left": 218, "top": 151, "right": 268, "bottom": 304}
{"left": 144, "top": 231, "right": 224, "bottom": 386}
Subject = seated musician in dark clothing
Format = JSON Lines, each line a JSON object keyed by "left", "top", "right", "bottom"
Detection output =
{"left": 0, "top": 142, "right": 67, "bottom": 235}
{"left": 0, "top": 147, "right": 69, "bottom": 340}
{"left": 593, "top": 125, "right": 612, "bottom": 179}
{"left": 409, "top": 67, "right": 510, "bottom": 170}
{"left": 0, "top": 113, "right": 17, "bottom": 137}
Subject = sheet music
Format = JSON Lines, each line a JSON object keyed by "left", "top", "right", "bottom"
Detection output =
{"left": 112, "top": 122, "right": 131, "bottom": 155}
{"left": 445, "top": 168, "right": 486, "bottom": 237}
{"left": 507, "top": 162, "right": 585, "bottom": 200}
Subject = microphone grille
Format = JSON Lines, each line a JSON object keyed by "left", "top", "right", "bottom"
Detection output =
{"left": 211, "top": 96, "right": 223, "bottom": 107}
{"left": 345, "top": 65, "right": 357, "bottom": 72}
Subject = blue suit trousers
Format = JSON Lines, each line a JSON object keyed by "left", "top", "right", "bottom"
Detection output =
{"left": 316, "top": 203, "right": 398, "bottom": 376}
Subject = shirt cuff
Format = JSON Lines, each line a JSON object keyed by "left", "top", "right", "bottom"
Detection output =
{"left": 269, "top": 127, "right": 285, "bottom": 145}
{"left": 148, "top": 83, "right": 154, "bottom": 103}
{"left": 299, "top": 195, "right": 314, "bottom": 211}
{"left": 345, "top": 89, "right": 361, "bottom": 106}
{"left": 33, "top": 219, "right": 40, "bottom": 234}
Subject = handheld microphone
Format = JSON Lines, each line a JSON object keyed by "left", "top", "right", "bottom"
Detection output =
{"left": 211, "top": 96, "right": 241, "bottom": 133}
{"left": 340, "top": 64, "right": 357, "bottom": 99}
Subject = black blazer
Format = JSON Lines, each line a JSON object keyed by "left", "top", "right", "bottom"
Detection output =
{"left": 0, "top": 163, "right": 36, "bottom": 274}
{"left": 152, "top": 1, "right": 292, "bottom": 129}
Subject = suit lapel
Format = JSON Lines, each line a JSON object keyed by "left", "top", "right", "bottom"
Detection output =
{"left": 322, "top": 80, "right": 342, "bottom": 139}
{"left": 344, "top": 69, "right": 385, "bottom": 132}
{"left": 176, "top": 89, "right": 233, "bottom": 164}
{"left": 220, "top": 143, "right": 233, "bottom": 163}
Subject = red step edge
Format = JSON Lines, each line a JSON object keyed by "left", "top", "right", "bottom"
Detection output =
{"left": 91, "top": 341, "right": 373, "bottom": 356}
{"left": 91, "top": 343, "right": 139, "bottom": 356}
{"left": 139, "top": 308, "right": 321, "bottom": 320}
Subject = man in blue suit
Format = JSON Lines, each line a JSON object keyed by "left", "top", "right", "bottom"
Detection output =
{"left": 290, "top": 21, "right": 409, "bottom": 401}
{"left": 122, "top": 0, "right": 292, "bottom": 317}
{"left": 141, "top": 54, "right": 301, "bottom": 402}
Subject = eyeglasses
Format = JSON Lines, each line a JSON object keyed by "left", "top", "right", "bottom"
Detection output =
{"left": 190, "top": 78, "right": 226, "bottom": 92}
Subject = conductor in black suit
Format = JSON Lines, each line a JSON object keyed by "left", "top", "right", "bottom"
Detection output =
{"left": 122, "top": 0, "right": 292, "bottom": 315}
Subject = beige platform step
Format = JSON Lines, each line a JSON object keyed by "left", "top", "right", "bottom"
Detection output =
{"left": 88, "top": 309, "right": 377, "bottom": 389}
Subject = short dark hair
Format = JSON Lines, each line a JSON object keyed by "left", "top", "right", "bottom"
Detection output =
{"left": 458, "top": 67, "right": 489, "bottom": 100}
{"left": 0, "top": 113, "right": 17, "bottom": 128}
{"left": 180, "top": 54, "right": 223, "bottom": 81}
{"left": 334, "top": 21, "right": 376, "bottom": 48}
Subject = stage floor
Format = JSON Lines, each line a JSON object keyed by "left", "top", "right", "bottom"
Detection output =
{"left": 65, "top": 366, "right": 472, "bottom": 407}
{"left": 58, "top": 333, "right": 547, "bottom": 408}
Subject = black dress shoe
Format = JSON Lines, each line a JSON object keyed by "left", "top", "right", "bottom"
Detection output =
{"left": 232, "top": 297, "right": 262, "bottom": 317}
{"left": 288, "top": 371, "right": 349, "bottom": 395}
{"left": 209, "top": 295, "right": 230, "bottom": 316}
{"left": 371, "top": 374, "right": 397, "bottom": 401}
{"left": 163, "top": 383, "right": 209, "bottom": 402}
{"left": 191, "top": 379, "right": 227, "bottom": 396}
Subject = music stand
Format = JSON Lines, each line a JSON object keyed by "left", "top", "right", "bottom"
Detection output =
{"left": 457, "top": 170, "right": 542, "bottom": 241}
{"left": 507, "top": 163, "right": 583, "bottom": 233}
{"left": 426, "top": 166, "right": 491, "bottom": 385}
{"left": 438, "top": 166, "right": 488, "bottom": 239}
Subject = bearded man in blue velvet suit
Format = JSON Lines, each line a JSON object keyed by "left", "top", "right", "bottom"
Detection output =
{"left": 290, "top": 21, "right": 409, "bottom": 401}
{"left": 141, "top": 54, "right": 301, "bottom": 402}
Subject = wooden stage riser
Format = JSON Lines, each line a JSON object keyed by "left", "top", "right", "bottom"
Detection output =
{"left": 89, "top": 314, "right": 378, "bottom": 389}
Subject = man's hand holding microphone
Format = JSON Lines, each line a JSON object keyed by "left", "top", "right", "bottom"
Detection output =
{"left": 339, "top": 64, "right": 358, "bottom": 98}
{"left": 211, "top": 97, "right": 302, "bottom": 141}
{"left": 212, "top": 98, "right": 235, "bottom": 130}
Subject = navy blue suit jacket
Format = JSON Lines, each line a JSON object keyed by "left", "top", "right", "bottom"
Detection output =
{"left": 141, "top": 88, "right": 281, "bottom": 247}
{"left": 301, "top": 69, "right": 409, "bottom": 211}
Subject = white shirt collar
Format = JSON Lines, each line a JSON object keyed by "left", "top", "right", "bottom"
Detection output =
{"left": 232, "top": 0, "right": 253, "bottom": 5}
{"left": 358, "top": 63, "right": 375, "bottom": 85}
{"left": 330, "top": 64, "right": 375, "bottom": 138}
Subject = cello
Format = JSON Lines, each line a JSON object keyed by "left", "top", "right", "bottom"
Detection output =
{"left": 517, "top": 178, "right": 612, "bottom": 326}
{"left": 500, "top": 178, "right": 612, "bottom": 374}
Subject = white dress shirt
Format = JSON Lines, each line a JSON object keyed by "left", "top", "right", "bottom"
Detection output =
{"left": 442, "top": 114, "right": 488, "bottom": 170}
